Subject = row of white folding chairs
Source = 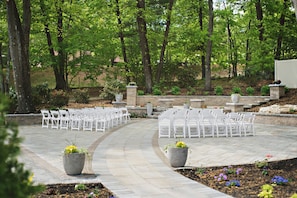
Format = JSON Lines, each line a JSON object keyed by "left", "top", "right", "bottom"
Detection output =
{"left": 158, "top": 108, "right": 255, "bottom": 138}
{"left": 41, "top": 107, "right": 130, "bottom": 132}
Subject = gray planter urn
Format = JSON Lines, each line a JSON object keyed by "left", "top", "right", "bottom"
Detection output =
{"left": 115, "top": 93, "right": 123, "bottom": 102}
{"left": 231, "top": 94, "right": 240, "bottom": 103}
{"left": 63, "top": 153, "right": 85, "bottom": 175}
{"left": 168, "top": 147, "right": 188, "bottom": 167}
{"left": 146, "top": 102, "right": 153, "bottom": 116}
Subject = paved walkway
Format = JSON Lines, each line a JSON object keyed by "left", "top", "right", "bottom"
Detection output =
{"left": 18, "top": 119, "right": 297, "bottom": 198}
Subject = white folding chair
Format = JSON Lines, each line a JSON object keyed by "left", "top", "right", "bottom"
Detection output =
{"left": 50, "top": 110, "right": 60, "bottom": 129}
{"left": 199, "top": 109, "right": 215, "bottom": 138}
{"left": 120, "top": 107, "right": 131, "bottom": 124}
{"left": 158, "top": 116, "right": 171, "bottom": 138}
{"left": 240, "top": 113, "right": 256, "bottom": 136}
{"left": 173, "top": 109, "right": 188, "bottom": 138}
{"left": 68, "top": 109, "right": 82, "bottom": 131}
{"left": 214, "top": 114, "right": 228, "bottom": 137}
{"left": 59, "top": 109, "right": 70, "bottom": 130}
{"left": 187, "top": 109, "right": 200, "bottom": 138}
{"left": 227, "top": 112, "right": 242, "bottom": 137}
{"left": 41, "top": 109, "right": 51, "bottom": 128}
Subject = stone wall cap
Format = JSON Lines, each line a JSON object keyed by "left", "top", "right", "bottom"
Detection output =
{"left": 269, "top": 84, "right": 285, "bottom": 87}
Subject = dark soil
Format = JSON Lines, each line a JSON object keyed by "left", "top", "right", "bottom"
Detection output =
{"left": 177, "top": 158, "right": 297, "bottom": 198}
{"left": 33, "top": 183, "right": 115, "bottom": 198}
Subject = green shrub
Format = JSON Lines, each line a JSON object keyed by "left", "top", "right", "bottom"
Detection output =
{"left": 73, "top": 89, "right": 89, "bottom": 104}
{"left": 261, "top": 85, "right": 270, "bottom": 96}
{"left": 49, "top": 90, "right": 69, "bottom": 108}
{"left": 215, "top": 86, "right": 223, "bottom": 95}
{"left": 34, "top": 82, "right": 51, "bottom": 103}
{"left": 137, "top": 90, "right": 145, "bottom": 95}
{"left": 187, "top": 86, "right": 196, "bottom": 95}
{"left": 232, "top": 86, "right": 242, "bottom": 94}
{"left": 153, "top": 85, "right": 162, "bottom": 95}
{"left": 246, "top": 86, "right": 255, "bottom": 96}
{"left": 0, "top": 94, "right": 44, "bottom": 197}
{"left": 171, "top": 86, "right": 181, "bottom": 95}
{"left": 8, "top": 87, "right": 18, "bottom": 113}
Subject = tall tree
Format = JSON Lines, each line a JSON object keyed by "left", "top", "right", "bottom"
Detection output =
{"left": 205, "top": 0, "right": 213, "bottom": 91}
{"left": 115, "top": 0, "right": 130, "bottom": 83}
{"left": 275, "top": 0, "right": 289, "bottom": 60}
{"left": 155, "top": 0, "right": 174, "bottom": 83}
{"left": 255, "top": 0, "right": 264, "bottom": 41}
{"left": 292, "top": 0, "right": 297, "bottom": 21}
{"left": 6, "top": 0, "right": 35, "bottom": 113}
{"left": 136, "top": 0, "right": 153, "bottom": 93}
{"left": 198, "top": 0, "right": 206, "bottom": 79}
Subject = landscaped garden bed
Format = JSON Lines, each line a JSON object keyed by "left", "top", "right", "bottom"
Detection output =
{"left": 177, "top": 157, "right": 297, "bottom": 197}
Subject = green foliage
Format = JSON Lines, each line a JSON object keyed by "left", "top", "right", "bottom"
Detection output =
{"left": 153, "top": 85, "right": 162, "bottom": 95}
{"left": 232, "top": 87, "right": 241, "bottom": 94}
{"left": 171, "top": 86, "right": 181, "bottom": 95}
{"left": 49, "top": 90, "right": 69, "bottom": 108}
{"left": 8, "top": 87, "right": 18, "bottom": 113}
{"left": 215, "top": 86, "right": 223, "bottom": 95}
{"left": 0, "top": 94, "right": 44, "bottom": 197}
{"left": 99, "top": 79, "right": 125, "bottom": 101}
{"left": 32, "top": 82, "right": 51, "bottom": 106}
{"left": 137, "top": 90, "right": 145, "bottom": 95}
{"left": 187, "top": 86, "right": 196, "bottom": 95}
{"left": 246, "top": 86, "right": 255, "bottom": 96}
{"left": 261, "top": 85, "right": 270, "bottom": 96}
{"left": 258, "top": 184, "right": 273, "bottom": 198}
{"left": 73, "top": 89, "right": 89, "bottom": 104}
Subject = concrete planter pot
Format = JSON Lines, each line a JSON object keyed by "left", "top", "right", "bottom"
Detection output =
{"left": 115, "top": 93, "right": 123, "bottom": 102}
{"left": 63, "top": 153, "right": 85, "bottom": 175}
{"left": 231, "top": 94, "right": 240, "bottom": 103}
{"left": 168, "top": 147, "right": 188, "bottom": 167}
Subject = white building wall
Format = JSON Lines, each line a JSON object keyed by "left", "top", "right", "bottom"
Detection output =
{"left": 275, "top": 59, "right": 297, "bottom": 88}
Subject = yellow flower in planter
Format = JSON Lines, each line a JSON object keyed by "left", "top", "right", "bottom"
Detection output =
{"left": 64, "top": 145, "right": 79, "bottom": 154}
{"left": 175, "top": 141, "right": 187, "bottom": 148}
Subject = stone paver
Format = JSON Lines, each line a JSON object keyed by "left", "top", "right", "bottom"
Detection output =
{"left": 18, "top": 119, "right": 297, "bottom": 198}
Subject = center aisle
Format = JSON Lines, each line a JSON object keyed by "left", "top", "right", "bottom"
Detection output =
{"left": 92, "top": 119, "right": 231, "bottom": 198}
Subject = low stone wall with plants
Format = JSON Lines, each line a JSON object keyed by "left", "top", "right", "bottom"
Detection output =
{"left": 136, "top": 95, "right": 269, "bottom": 107}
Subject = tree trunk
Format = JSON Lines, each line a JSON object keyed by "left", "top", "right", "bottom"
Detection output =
{"left": 115, "top": 0, "right": 130, "bottom": 83}
{"left": 245, "top": 20, "right": 252, "bottom": 77}
{"left": 156, "top": 0, "right": 174, "bottom": 84}
{"left": 199, "top": 0, "right": 206, "bottom": 79}
{"left": 0, "top": 43, "right": 4, "bottom": 93}
{"left": 275, "top": 0, "right": 288, "bottom": 60}
{"left": 55, "top": 1, "right": 67, "bottom": 90}
{"left": 205, "top": 0, "right": 213, "bottom": 91}
{"left": 6, "top": 0, "right": 35, "bottom": 113}
{"left": 292, "top": 0, "right": 297, "bottom": 22}
{"left": 136, "top": 0, "right": 153, "bottom": 93}
{"left": 255, "top": 0, "right": 264, "bottom": 41}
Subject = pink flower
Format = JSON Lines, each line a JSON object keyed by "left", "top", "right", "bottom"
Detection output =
{"left": 266, "top": 154, "right": 273, "bottom": 159}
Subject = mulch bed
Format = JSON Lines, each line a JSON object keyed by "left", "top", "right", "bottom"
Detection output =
{"left": 176, "top": 158, "right": 297, "bottom": 198}
{"left": 33, "top": 183, "right": 115, "bottom": 198}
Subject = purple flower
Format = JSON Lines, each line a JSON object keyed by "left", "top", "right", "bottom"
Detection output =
{"left": 226, "top": 180, "right": 240, "bottom": 187}
{"left": 236, "top": 168, "right": 242, "bottom": 175}
{"left": 271, "top": 176, "right": 288, "bottom": 185}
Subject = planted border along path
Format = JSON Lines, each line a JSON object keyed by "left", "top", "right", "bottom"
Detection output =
{"left": 19, "top": 118, "right": 297, "bottom": 198}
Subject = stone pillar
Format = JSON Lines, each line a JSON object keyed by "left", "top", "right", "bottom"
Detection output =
{"left": 126, "top": 83, "right": 137, "bottom": 107}
{"left": 269, "top": 84, "right": 285, "bottom": 100}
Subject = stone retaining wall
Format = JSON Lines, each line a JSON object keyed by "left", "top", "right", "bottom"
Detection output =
{"left": 136, "top": 95, "right": 269, "bottom": 107}
{"left": 255, "top": 113, "right": 297, "bottom": 127}
{"left": 6, "top": 110, "right": 297, "bottom": 127}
